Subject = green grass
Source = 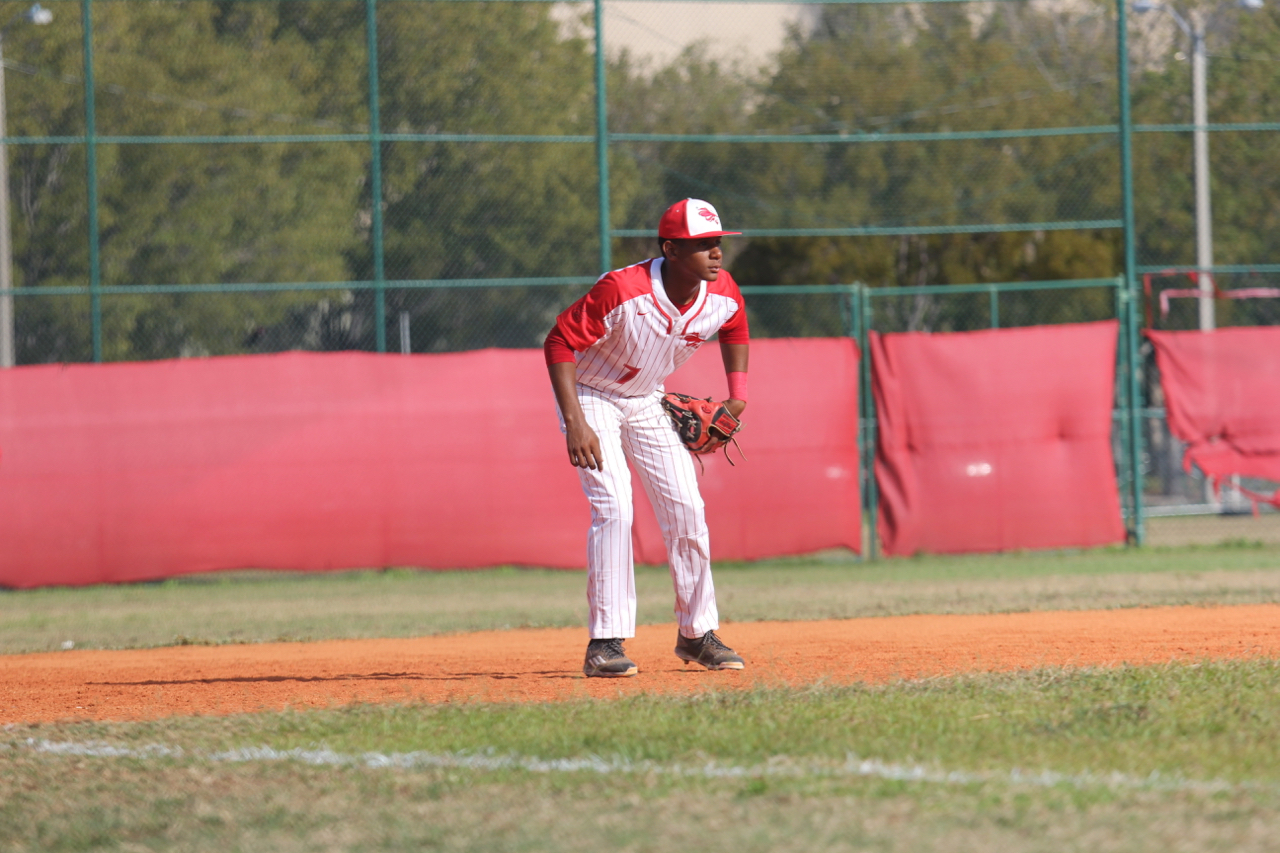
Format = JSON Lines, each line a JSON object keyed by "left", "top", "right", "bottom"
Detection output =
{"left": 2, "top": 543, "right": 1279, "bottom": 654}
{"left": 4, "top": 661, "right": 1280, "bottom": 852}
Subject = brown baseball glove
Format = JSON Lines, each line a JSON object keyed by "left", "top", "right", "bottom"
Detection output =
{"left": 660, "top": 392, "right": 745, "bottom": 469}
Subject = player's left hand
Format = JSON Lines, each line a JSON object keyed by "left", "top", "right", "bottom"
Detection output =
{"left": 661, "top": 392, "right": 746, "bottom": 468}
{"left": 723, "top": 398, "right": 747, "bottom": 419}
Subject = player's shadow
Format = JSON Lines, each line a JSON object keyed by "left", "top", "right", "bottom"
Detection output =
{"left": 87, "top": 671, "right": 533, "bottom": 686}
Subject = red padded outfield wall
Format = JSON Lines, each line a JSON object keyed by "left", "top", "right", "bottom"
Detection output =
{"left": 870, "top": 321, "right": 1124, "bottom": 556}
{"left": 0, "top": 339, "right": 860, "bottom": 588}
{"left": 1148, "top": 327, "right": 1280, "bottom": 497}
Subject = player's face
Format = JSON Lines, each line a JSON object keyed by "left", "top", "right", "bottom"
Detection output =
{"left": 664, "top": 237, "right": 724, "bottom": 282}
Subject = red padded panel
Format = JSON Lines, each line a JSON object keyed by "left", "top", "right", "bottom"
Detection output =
{"left": 871, "top": 321, "right": 1124, "bottom": 556}
{"left": 636, "top": 337, "right": 861, "bottom": 565}
{"left": 0, "top": 341, "right": 859, "bottom": 588}
{"left": 1148, "top": 327, "right": 1280, "bottom": 491}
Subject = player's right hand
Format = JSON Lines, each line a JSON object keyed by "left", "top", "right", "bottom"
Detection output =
{"left": 565, "top": 423, "right": 604, "bottom": 471}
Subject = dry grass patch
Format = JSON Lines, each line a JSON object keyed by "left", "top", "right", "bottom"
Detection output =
{"left": 4, "top": 545, "right": 1280, "bottom": 654}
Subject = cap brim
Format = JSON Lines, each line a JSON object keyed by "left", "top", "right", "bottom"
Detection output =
{"left": 659, "top": 230, "right": 742, "bottom": 239}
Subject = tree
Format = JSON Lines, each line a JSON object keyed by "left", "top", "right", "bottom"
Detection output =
{"left": 333, "top": 1, "right": 609, "bottom": 352}
{"left": 11, "top": 0, "right": 365, "bottom": 362}
{"left": 726, "top": 1, "right": 1126, "bottom": 333}
{"left": 1128, "top": 3, "right": 1280, "bottom": 329}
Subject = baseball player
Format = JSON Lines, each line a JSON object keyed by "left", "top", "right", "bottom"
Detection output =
{"left": 544, "top": 198, "right": 750, "bottom": 677}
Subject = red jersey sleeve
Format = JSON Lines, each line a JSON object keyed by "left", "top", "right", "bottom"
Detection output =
{"left": 543, "top": 326, "right": 577, "bottom": 365}
{"left": 546, "top": 275, "right": 628, "bottom": 357}
{"left": 715, "top": 276, "right": 750, "bottom": 345}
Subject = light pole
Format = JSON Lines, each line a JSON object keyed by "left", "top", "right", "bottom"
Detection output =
{"left": 1133, "top": 0, "right": 1263, "bottom": 332}
{"left": 0, "top": 2, "right": 52, "bottom": 369}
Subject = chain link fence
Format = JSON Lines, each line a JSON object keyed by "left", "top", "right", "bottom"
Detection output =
{"left": 4, "top": 0, "right": 1280, "bottom": 545}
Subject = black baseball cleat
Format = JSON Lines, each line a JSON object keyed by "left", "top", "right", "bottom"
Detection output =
{"left": 583, "top": 638, "right": 639, "bottom": 677}
{"left": 674, "top": 630, "right": 745, "bottom": 670}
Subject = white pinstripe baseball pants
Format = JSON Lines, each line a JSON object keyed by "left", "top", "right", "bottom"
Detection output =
{"left": 561, "top": 385, "right": 720, "bottom": 641}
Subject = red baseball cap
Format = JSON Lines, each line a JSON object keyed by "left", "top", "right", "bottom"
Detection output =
{"left": 657, "top": 198, "right": 741, "bottom": 240}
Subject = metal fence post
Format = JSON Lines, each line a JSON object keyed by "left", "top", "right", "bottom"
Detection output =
{"left": 82, "top": 0, "right": 100, "bottom": 362}
{"left": 1123, "top": 277, "right": 1146, "bottom": 544}
{"left": 1113, "top": 277, "right": 1128, "bottom": 533}
{"left": 1116, "top": 277, "right": 1136, "bottom": 536}
{"left": 859, "top": 283, "right": 878, "bottom": 560}
{"left": 1117, "top": 0, "right": 1145, "bottom": 544}
{"left": 845, "top": 285, "right": 865, "bottom": 561}
{"left": 0, "top": 31, "right": 12, "bottom": 369}
{"left": 365, "top": 0, "right": 386, "bottom": 353}
{"left": 593, "top": 0, "right": 610, "bottom": 274}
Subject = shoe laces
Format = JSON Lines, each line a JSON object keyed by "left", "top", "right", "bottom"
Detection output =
{"left": 592, "top": 638, "right": 626, "bottom": 657}
{"left": 701, "top": 631, "right": 730, "bottom": 651}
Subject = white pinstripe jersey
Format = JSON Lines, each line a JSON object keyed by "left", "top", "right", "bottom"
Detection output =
{"left": 552, "top": 258, "right": 748, "bottom": 398}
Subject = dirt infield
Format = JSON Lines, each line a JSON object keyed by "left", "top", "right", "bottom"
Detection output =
{"left": 2, "top": 604, "right": 1278, "bottom": 725}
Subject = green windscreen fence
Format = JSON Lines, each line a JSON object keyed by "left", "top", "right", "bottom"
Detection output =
{"left": 4, "top": 0, "right": 1280, "bottom": 540}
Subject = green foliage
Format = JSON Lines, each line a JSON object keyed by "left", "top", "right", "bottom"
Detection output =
{"left": 334, "top": 1, "right": 609, "bottom": 350}
{"left": 726, "top": 2, "right": 1125, "bottom": 333}
{"left": 608, "top": 44, "right": 759, "bottom": 234}
{"left": 8, "top": 0, "right": 1280, "bottom": 356}
{"left": 10, "top": 1, "right": 368, "bottom": 361}
{"left": 1130, "top": 3, "right": 1280, "bottom": 289}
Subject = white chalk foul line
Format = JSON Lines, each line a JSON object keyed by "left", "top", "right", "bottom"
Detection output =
{"left": 4, "top": 737, "right": 1270, "bottom": 796}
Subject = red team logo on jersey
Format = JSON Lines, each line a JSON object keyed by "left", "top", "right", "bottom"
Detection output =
{"left": 682, "top": 334, "right": 705, "bottom": 348}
